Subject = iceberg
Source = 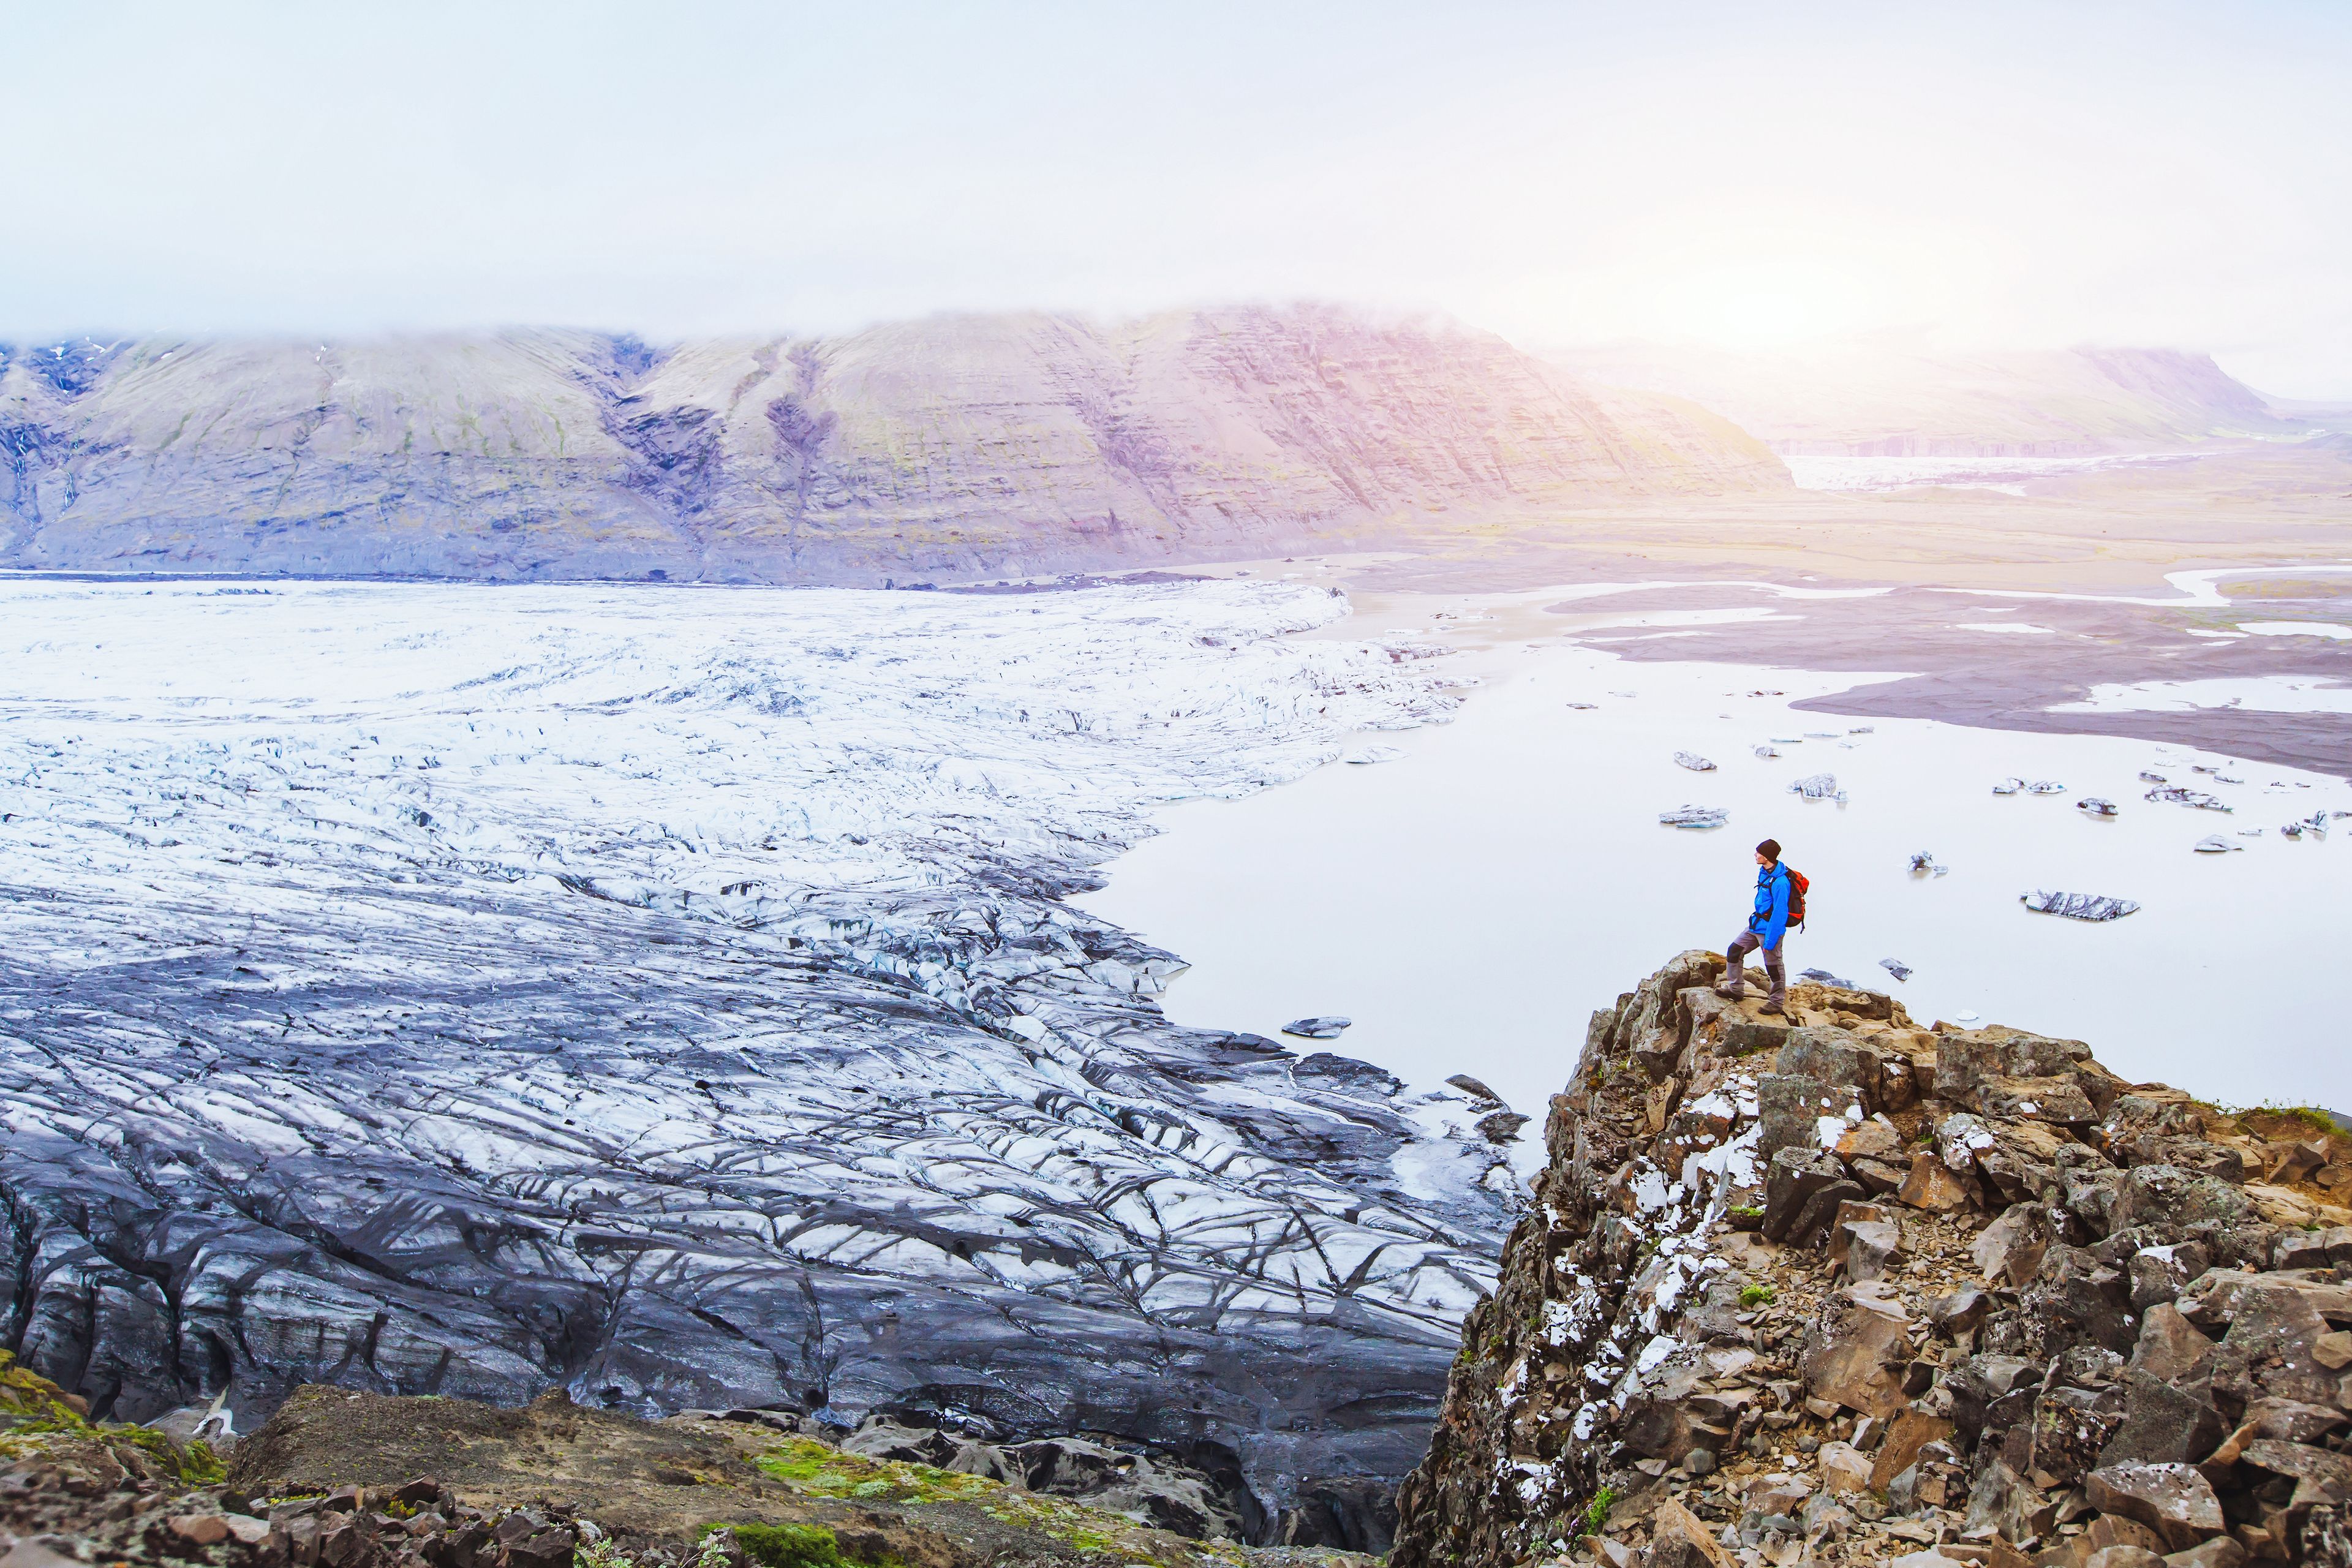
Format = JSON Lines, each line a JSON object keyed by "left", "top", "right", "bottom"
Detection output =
{"left": 2192, "top": 835, "right": 2241, "bottom": 853}
{"left": 1282, "top": 1016, "right": 1353, "bottom": 1039}
{"left": 1673, "top": 751, "right": 1717, "bottom": 772}
{"left": 1879, "top": 957, "right": 1913, "bottom": 981}
{"left": 2076, "top": 797, "right": 2118, "bottom": 817}
{"left": 1992, "top": 777, "right": 2025, "bottom": 795}
{"left": 2146, "top": 785, "right": 2231, "bottom": 812}
{"left": 2021, "top": 890, "right": 2141, "bottom": 921}
{"left": 1659, "top": 804, "right": 1730, "bottom": 829}
{"left": 1788, "top": 772, "right": 1842, "bottom": 801}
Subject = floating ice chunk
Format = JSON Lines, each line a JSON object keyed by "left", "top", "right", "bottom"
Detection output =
{"left": 1803, "top": 731, "right": 1838, "bottom": 739}
{"left": 1564, "top": 702, "right": 1597, "bottom": 710}
{"left": 1953, "top": 1009, "right": 1981, "bottom": 1023}
{"left": 2076, "top": 797, "right": 2117, "bottom": 817}
{"left": 1673, "top": 752, "right": 1716, "bottom": 772}
{"left": 1879, "top": 957, "right": 1913, "bottom": 981}
{"left": 1659, "top": 805, "right": 1728, "bottom": 829}
{"left": 2192, "top": 835, "right": 2241, "bottom": 853}
{"left": 2024, "top": 780, "right": 2067, "bottom": 795}
{"left": 2021, "top": 890, "right": 2140, "bottom": 921}
{"left": 1754, "top": 745, "right": 1780, "bottom": 760}
{"left": 2284, "top": 821, "right": 2304, "bottom": 839}
{"left": 1771, "top": 736, "right": 1804, "bottom": 744}
{"left": 2139, "top": 771, "right": 2166, "bottom": 783}
{"left": 1343, "top": 745, "right": 1404, "bottom": 764}
{"left": 1281, "top": 1016, "right": 1352, "bottom": 1039}
{"left": 1800, "top": 967, "right": 1855, "bottom": 988}
{"left": 2146, "top": 786, "right": 2231, "bottom": 813}
{"left": 1849, "top": 726, "right": 1874, "bottom": 734}
{"left": 1788, "top": 772, "right": 1841, "bottom": 800}
{"left": 1907, "top": 850, "right": 1947, "bottom": 876}
{"left": 2237, "top": 829, "right": 2264, "bottom": 837}
{"left": 1992, "top": 777, "right": 2024, "bottom": 795}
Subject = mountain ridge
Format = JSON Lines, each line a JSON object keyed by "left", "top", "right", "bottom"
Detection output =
{"left": 0, "top": 307, "right": 1787, "bottom": 584}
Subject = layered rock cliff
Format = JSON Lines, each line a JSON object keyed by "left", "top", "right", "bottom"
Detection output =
{"left": 0, "top": 307, "right": 1785, "bottom": 582}
{"left": 1391, "top": 952, "right": 2352, "bottom": 1567}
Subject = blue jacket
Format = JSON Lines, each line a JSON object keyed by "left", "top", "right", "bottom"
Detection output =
{"left": 1748, "top": 862, "right": 1791, "bottom": 949}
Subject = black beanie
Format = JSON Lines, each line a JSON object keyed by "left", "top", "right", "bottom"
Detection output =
{"left": 1757, "top": 839, "right": 1781, "bottom": 861}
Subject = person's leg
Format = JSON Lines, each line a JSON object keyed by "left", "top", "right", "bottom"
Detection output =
{"left": 1762, "top": 941, "right": 1787, "bottom": 1012}
{"left": 1720, "top": 932, "right": 1759, "bottom": 996}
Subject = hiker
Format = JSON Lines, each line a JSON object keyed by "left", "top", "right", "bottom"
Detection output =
{"left": 1719, "top": 837, "right": 1792, "bottom": 1015}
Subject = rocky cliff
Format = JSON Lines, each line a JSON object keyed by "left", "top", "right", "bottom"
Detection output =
{"left": 0, "top": 307, "right": 1785, "bottom": 582}
{"left": 1390, "top": 952, "right": 2352, "bottom": 1567}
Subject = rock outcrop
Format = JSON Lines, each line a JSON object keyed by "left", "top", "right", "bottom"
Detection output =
{"left": 0, "top": 1355, "right": 1374, "bottom": 1568}
{"left": 1391, "top": 953, "right": 2352, "bottom": 1567}
{"left": 0, "top": 307, "right": 1786, "bottom": 584}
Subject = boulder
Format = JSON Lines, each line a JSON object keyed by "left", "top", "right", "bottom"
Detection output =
{"left": 2013, "top": 1244, "right": 2135, "bottom": 1358}
{"left": 1758, "top": 1074, "right": 1855, "bottom": 1164}
{"left": 1929, "top": 1283, "right": 1993, "bottom": 1338}
{"left": 2131, "top": 1303, "right": 2218, "bottom": 1384}
{"left": 2100, "top": 1370, "right": 2225, "bottom": 1467}
{"left": 2112, "top": 1166, "right": 2255, "bottom": 1242}
{"left": 2086, "top": 1462, "right": 2228, "bottom": 1551}
{"left": 1779, "top": 1028, "right": 1885, "bottom": 1109}
{"left": 1647, "top": 1497, "right": 1733, "bottom": 1568}
{"left": 1962, "top": 1457, "right": 2059, "bottom": 1544}
{"left": 2235, "top": 1438, "right": 2352, "bottom": 1512}
{"left": 1975, "top": 1203, "right": 2054, "bottom": 1286}
{"left": 1844, "top": 1219, "right": 1906, "bottom": 1283}
{"left": 2029, "top": 1386, "right": 2126, "bottom": 1485}
{"left": 2128, "top": 1242, "right": 2211, "bottom": 1313}
{"left": 1817, "top": 1440, "right": 1874, "bottom": 1495}
{"left": 2209, "top": 1278, "right": 2342, "bottom": 1409}
{"left": 1763, "top": 1147, "right": 1856, "bottom": 1243}
{"left": 1869, "top": 1408, "right": 1958, "bottom": 1494}
{"left": 1899, "top": 1151, "right": 1972, "bottom": 1213}
{"left": 1836, "top": 1116, "right": 1907, "bottom": 1164}
{"left": 1801, "top": 1287, "right": 1915, "bottom": 1420}
{"left": 2162, "top": 1537, "right": 2247, "bottom": 1568}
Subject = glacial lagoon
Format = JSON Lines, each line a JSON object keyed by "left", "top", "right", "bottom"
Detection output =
{"left": 1079, "top": 639, "right": 2352, "bottom": 1147}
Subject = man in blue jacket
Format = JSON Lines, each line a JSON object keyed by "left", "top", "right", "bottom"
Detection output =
{"left": 1717, "top": 837, "right": 1791, "bottom": 1016}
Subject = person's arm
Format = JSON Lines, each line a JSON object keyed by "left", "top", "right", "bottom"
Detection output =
{"left": 1764, "top": 870, "right": 1789, "bottom": 948}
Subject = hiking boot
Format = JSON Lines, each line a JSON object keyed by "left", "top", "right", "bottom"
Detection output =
{"left": 1713, "top": 982, "right": 1746, "bottom": 1000}
{"left": 1759, "top": 999, "right": 1786, "bottom": 1017}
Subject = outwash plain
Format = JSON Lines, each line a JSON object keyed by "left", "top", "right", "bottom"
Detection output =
{"left": 1, "top": 309, "right": 2349, "bottom": 1568}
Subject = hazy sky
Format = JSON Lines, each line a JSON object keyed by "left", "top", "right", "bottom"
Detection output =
{"left": 6, "top": 1, "right": 2349, "bottom": 393}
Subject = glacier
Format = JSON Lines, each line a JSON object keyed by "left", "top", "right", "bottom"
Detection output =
{"left": 0, "top": 575, "right": 1518, "bottom": 1531}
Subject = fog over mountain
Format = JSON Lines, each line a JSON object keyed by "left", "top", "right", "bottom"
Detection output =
{"left": 0, "top": 306, "right": 1784, "bottom": 585}
{"left": 1551, "top": 338, "right": 2312, "bottom": 457}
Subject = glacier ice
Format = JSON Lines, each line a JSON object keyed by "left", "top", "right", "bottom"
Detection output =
{"left": 0, "top": 576, "right": 1515, "bottom": 1518}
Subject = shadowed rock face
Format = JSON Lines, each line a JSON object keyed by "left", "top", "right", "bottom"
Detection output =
{"left": 0, "top": 307, "right": 1785, "bottom": 583}
{"left": 0, "top": 575, "right": 1520, "bottom": 1540}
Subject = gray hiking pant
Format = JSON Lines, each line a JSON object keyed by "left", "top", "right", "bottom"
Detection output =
{"left": 1725, "top": 930, "right": 1785, "bottom": 1007}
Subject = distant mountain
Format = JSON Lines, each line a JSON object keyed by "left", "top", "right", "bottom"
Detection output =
{"left": 1547, "top": 337, "right": 2310, "bottom": 456}
{"left": 0, "top": 307, "right": 1786, "bottom": 583}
